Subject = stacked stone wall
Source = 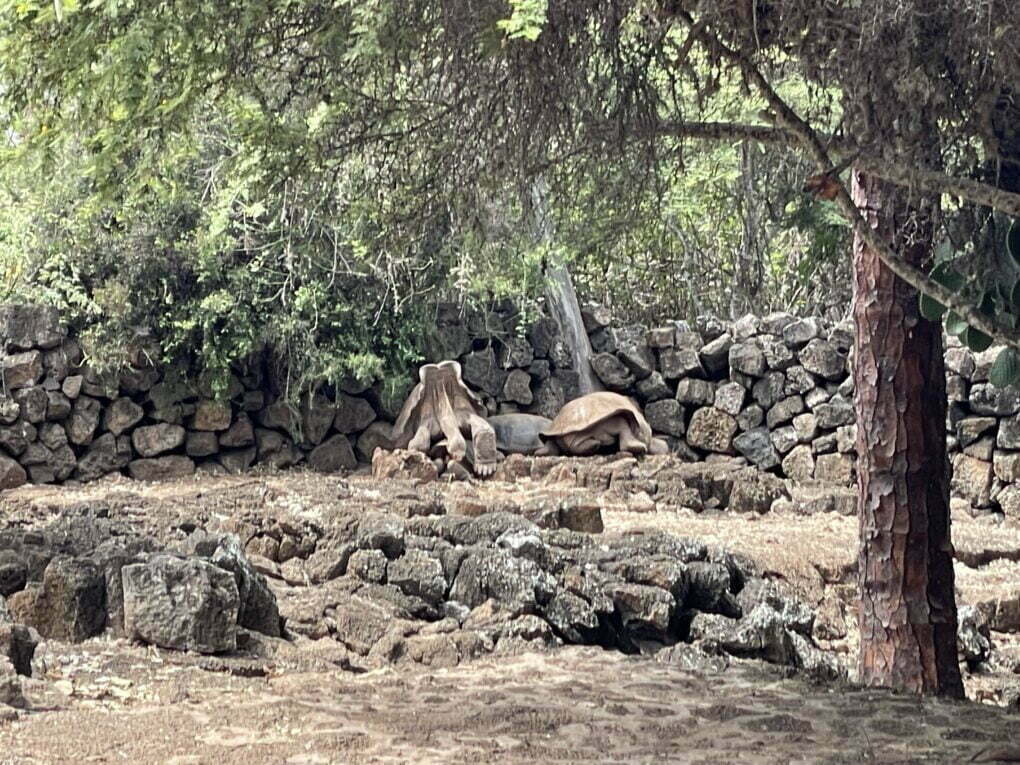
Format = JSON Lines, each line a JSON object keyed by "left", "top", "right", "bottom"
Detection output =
{"left": 0, "top": 302, "right": 1012, "bottom": 516}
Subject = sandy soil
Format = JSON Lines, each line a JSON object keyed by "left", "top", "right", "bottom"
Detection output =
{"left": 2, "top": 469, "right": 1020, "bottom": 763}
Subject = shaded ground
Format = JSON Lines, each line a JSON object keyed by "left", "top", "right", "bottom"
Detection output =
{"left": 2, "top": 466, "right": 1020, "bottom": 763}
{"left": 4, "top": 642, "right": 1020, "bottom": 764}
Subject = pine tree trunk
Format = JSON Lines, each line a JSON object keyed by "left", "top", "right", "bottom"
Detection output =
{"left": 852, "top": 170, "right": 964, "bottom": 697}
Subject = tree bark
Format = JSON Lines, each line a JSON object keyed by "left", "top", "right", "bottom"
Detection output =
{"left": 852, "top": 170, "right": 964, "bottom": 698}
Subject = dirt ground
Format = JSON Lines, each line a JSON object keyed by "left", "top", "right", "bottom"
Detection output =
{"left": 2, "top": 469, "right": 1020, "bottom": 763}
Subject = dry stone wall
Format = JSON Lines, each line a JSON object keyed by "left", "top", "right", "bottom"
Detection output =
{"left": 0, "top": 302, "right": 1013, "bottom": 517}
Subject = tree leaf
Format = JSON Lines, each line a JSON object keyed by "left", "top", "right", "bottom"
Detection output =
{"left": 963, "top": 326, "right": 993, "bottom": 353}
{"left": 944, "top": 312, "right": 968, "bottom": 336}
{"left": 1009, "top": 219, "right": 1020, "bottom": 267}
{"left": 920, "top": 262, "right": 965, "bottom": 322}
{"left": 919, "top": 293, "right": 947, "bottom": 321}
{"left": 990, "top": 347, "right": 1020, "bottom": 388}
{"left": 929, "top": 261, "right": 965, "bottom": 291}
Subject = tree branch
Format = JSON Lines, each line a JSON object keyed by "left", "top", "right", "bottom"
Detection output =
{"left": 641, "top": 121, "right": 1020, "bottom": 222}
{"left": 673, "top": 11, "right": 1020, "bottom": 350}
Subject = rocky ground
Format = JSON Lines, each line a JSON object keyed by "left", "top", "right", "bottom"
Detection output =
{"left": 2, "top": 456, "right": 1020, "bottom": 763}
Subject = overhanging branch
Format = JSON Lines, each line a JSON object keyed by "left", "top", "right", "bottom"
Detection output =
{"left": 634, "top": 121, "right": 1020, "bottom": 222}
{"left": 670, "top": 12, "right": 1020, "bottom": 350}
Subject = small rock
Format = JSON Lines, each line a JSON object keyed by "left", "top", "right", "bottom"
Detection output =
{"left": 798, "top": 339, "right": 846, "bottom": 380}
{"left": 191, "top": 400, "right": 232, "bottom": 432}
{"left": 676, "top": 378, "right": 715, "bottom": 406}
{"left": 128, "top": 456, "right": 195, "bottom": 481}
{"left": 308, "top": 434, "right": 357, "bottom": 473}
{"left": 733, "top": 428, "right": 781, "bottom": 471}
{"left": 782, "top": 445, "right": 815, "bottom": 481}
{"left": 714, "top": 382, "right": 745, "bottom": 416}
{"left": 645, "top": 399, "right": 685, "bottom": 438}
{"left": 132, "top": 423, "right": 186, "bottom": 457}
{"left": 686, "top": 407, "right": 737, "bottom": 453}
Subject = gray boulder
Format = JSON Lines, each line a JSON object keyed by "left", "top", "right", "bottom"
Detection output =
{"left": 0, "top": 304, "right": 65, "bottom": 351}
{"left": 308, "top": 434, "right": 357, "bottom": 473}
{"left": 798, "top": 339, "right": 846, "bottom": 381}
{"left": 733, "top": 428, "right": 781, "bottom": 471}
{"left": 591, "top": 353, "right": 635, "bottom": 390}
{"left": 122, "top": 555, "right": 239, "bottom": 654}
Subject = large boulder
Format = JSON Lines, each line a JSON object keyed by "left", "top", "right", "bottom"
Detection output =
{"left": 529, "top": 377, "right": 566, "bottom": 420}
{"left": 814, "top": 396, "right": 855, "bottom": 428}
{"left": 334, "top": 394, "right": 376, "bottom": 434}
{"left": 122, "top": 555, "right": 239, "bottom": 654}
{"left": 67, "top": 396, "right": 101, "bottom": 446}
{"left": 356, "top": 421, "right": 394, "bottom": 463}
{"left": 219, "top": 414, "right": 255, "bottom": 448}
{"left": 659, "top": 348, "right": 705, "bottom": 380}
{"left": 645, "top": 399, "right": 685, "bottom": 438}
{"left": 952, "top": 454, "right": 993, "bottom": 507}
{"left": 699, "top": 333, "right": 733, "bottom": 376}
{"left": 299, "top": 394, "right": 335, "bottom": 446}
{"left": 765, "top": 395, "right": 805, "bottom": 429}
{"left": 733, "top": 428, "right": 780, "bottom": 471}
{"left": 969, "top": 383, "right": 1020, "bottom": 417}
{"left": 502, "top": 369, "right": 534, "bottom": 405}
{"left": 387, "top": 550, "right": 448, "bottom": 604}
{"left": 461, "top": 347, "right": 503, "bottom": 397}
{"left": 782, "top": 444, "right": 815, "bottom": 481}
{"left": 675, "top": 378, "right": 715, "bottom": 407}
{"left": 13, "top": 386, "right": 47, "bottom": 423}
{"left": 208, "top": 535, "right": 282, "bottom": 638}
{"left": 781, "top": 318, "right": 820, "bottom": 348}
{"left": 0, "top": 622, "right": 38, "bottom": 677}
{"left": 0, "top": 304, "right": 65, "bottom": 351}
{"left": 591, "top": 353, "right": 635, "bottom": 390}
{"left": 728, "top": 343, "right": 766, "bottom": 377}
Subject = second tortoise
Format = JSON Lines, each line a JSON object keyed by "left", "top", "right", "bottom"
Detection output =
{"left": 540, "top": 392, "right": 668, "bottom": 456}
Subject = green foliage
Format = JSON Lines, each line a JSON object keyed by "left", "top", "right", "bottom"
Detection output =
{"left": 497, "top": 0, "right": 548, "bottom": 41}
{"left": 0, "top": 0, "right": 852, "bottom": 390}
{"left": 991, "top": 347, "right": 1020, "bottom": 388}
{"left": 922, "top": 220, "right": 1020, "bottom": 385}
{"left": 919, "top": 262, "right": 965, "bottom": 321}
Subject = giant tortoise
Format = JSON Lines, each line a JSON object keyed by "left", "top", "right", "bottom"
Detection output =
{"left": 541, "top": 392, "right": 668, "bottom": 456}
{"left": 390, "top": 360, "right": 498, "bottom": 476}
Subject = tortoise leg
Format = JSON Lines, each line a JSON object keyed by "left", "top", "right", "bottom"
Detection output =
{"left": 445, "top": 461, "right": 472, "bottom": 481}
{"left": 436, "top": 408, "right": 467, "bottom": 462}
{"left": 563, "top": 433, "right": 601, "bottom": 456}
{"left": 601, "top": 415, "right": 647, "bottom": 455}
{"left": 534, "top": 440, "right": 560, "bottom": 457}
{"left": 648, "top": 437, "right": 669, "bottom": 455}
{"left": 467, "top": 414, "right": 498, "bottom": 477}
{"left": 409, "top": 422, "right": 434, "bottom": 453}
